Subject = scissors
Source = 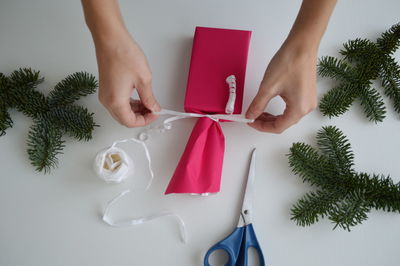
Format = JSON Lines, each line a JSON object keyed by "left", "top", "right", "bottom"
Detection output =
{"left": 204, "top": 148, "right": 265, "bottom": 266}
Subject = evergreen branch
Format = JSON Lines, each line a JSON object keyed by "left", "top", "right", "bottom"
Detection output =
{"left": 317, "top": 56, "right": 353, "bottom": 82}
{"left": 288, "top": 143, "right": 336, "bottom": 189}
{"left": 9, "top": 68, "right": 44, "bottom": 88}
{"left": 340, "top": 39, "right": 383, "bottom": 79}
{"left": 0, "top": 74, "right": 13, "bottom": 135}
{"left": 0, "top": 72, "right": 10, "bottom": 100}
{"left": 319, "top": 84, "right": 358, "bottom": 117}
{"left": 288, "top": 126, "right": 400, "bottom": 230}
{"left": 50, "top": 105, "right": 97, "bottom": 141}
{"left": 0, "top": 101, "right": 12, "bottom": 136}
{"left": 340, "top": 38, "right": 377, "bottom": 64}
{"left": 316, "top": 125, "right": 354, "bottom": 173}
{"left": 0, "top": 68, "right": 98, "bottom": 173}
{"left": 319, "top": 23, "right": 400, "bottom": 122}
{"left": 291, "top": 190, "right": 340, "bottom": 227}
{"left": 27, "top": 119, "right": 65, "bottom": 173}
{"left": 377, "top": 23, "right": 400, "bottom": 56}
{"left": 357, "top": 85, "right": 386, "bottom": 122}
{"left": 380, "top": 56, "right": 400, "bottom": 113}
{"left": 8, "top": 68, "right": 48, "bottom": 118}
{"left": 48, "top": 72, "right": 98, "bottom": 106}
{"left": 328, "top": 189, "right": 369, "bottom": 231}
{"left": 357, "top": 173, "right": 400, "bottom": 213}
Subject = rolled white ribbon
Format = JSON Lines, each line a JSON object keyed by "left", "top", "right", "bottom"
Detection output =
{"left": 93, "top": 138, "right": 154, "bottom": 189}
{"left": 93, "top": 146, "right": 133, "bottom": 184}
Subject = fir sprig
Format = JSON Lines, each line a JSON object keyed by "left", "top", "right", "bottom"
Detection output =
{"left": 288, "top": 126, "right": 400, "bottom": 231}
{"left": 0, "top": 73, "right": 13, "bottom": 135}
{"left": 27, "top": 119, "right": 65, "bottom": 173}
{"left": 318, "top": 23, "right": 400, "bottom": 122}
{"left": 50, "top": 105, "right": 97, "bottom": 141}
{"left": 8, "top": 68, "right": 48, "bottom": 118}
{"left": 0, "top": 68, "right": 98, "bottom": 173}
{"left": 48, "top": 72, "right": 98, "bottom": 107}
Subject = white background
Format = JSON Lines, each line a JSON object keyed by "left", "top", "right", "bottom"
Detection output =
{"left": 1, "top": 0, "right": 400, "bottom": 265}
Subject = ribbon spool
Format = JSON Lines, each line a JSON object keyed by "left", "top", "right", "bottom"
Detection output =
{"left": 93, "top": 146, "right": 133, "bottom": 184}
{"left": 93, "top": 138, "right": 154, "bottom": 188}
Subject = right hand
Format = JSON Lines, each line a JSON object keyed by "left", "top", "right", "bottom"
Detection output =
{"left": 95, "top": 32, "right": 160, "bottom": 127}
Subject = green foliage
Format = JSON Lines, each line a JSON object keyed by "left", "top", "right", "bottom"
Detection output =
{"left": 27, "top": 119, "right": 65, "bottom": 173}
{"left": 318, "top": 23, "right": 400, "bottom": 122}
{"left": 50, "top": 105, "right": 97, "bottom": 141}
{"left": 48, "top": 72, "right": 98, "bottom": 107}
{"left": 0, "top": 68, "right": 98, "bottom": 173}
{"left": 0, "top": 73, "right": 13, "bottom": 135}
{"left": 8, "top": 68, "right": 48, "bottom": 118}
{"left": 288, "top": 126, "right": 400, "bottom": 231}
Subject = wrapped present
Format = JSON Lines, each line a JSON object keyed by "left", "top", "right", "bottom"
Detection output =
{"left": 165, "top": 26, "right": 251, "bottom": 195}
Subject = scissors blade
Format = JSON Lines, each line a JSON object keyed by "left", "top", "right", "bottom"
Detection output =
{"left": 238, "top": 148, "right": 257, "bottom": 227}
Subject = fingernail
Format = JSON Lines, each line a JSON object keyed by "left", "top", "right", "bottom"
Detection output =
{"left": 151, "top": 103, "right": 161, "bottom": 113}
{"left": 246, "top": 111, "right": 256, "bottom": 120}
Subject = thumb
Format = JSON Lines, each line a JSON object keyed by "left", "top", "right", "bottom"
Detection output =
{"left": 246, "top": 85, "right": 276, "bottom": 120}
{"left": 136, "top": 81, "right": 161, "bottom": 112}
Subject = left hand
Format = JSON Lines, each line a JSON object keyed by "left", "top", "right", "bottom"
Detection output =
{"left": 246, "top": 42, "right": 318, "bottom": 133}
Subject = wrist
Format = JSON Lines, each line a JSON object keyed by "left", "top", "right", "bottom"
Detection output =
{"left": 91, "top": 27, "right": 135, "bottom": 54}
{"left": 89, "top": 22, "right": 130, "bottom": 46}
{"left": 283, "top": 30, "right": 320, "bottom": 55}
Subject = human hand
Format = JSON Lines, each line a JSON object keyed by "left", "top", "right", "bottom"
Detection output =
{"left": 95, "top": 33, "right": 160, "bottom": 127}
{"left": 246, "top": 42, "right": 318, "bottom": 133}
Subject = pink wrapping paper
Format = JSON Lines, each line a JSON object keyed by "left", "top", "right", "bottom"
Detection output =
{"left": 165, "top": 27, "right": 251, "bottom": 194}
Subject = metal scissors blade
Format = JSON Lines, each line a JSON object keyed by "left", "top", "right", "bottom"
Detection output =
{"left": 238, "top": 148, "right": 256, "bottom": 227}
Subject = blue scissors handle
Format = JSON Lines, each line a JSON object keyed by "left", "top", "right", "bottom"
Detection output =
{"left": 204, "top": 224, "right": 265, "bottom": 266}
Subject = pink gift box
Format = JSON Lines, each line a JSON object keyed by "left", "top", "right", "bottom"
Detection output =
{"left": 184, "top": 27, "right": 251, "bottom": 114}
{"left": 165, "top": 27, "right": 252, "bottom": 195}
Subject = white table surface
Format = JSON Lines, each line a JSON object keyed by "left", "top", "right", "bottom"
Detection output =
{"left": 1, "top": 0, "right": 400, "bottom": 265}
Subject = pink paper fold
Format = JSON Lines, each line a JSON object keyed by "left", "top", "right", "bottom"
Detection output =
{"left": 165, "top": 118, "right": 224, "bottom": 194}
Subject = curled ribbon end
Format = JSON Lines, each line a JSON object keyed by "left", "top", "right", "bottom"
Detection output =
{"left": 225, "top": 75, "right": 237, "bottom": 115}
{"left": 175, "top": 215, "right": 188, "bottom": 244}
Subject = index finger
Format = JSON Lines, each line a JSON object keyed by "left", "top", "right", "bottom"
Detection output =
{"left": 129, "top": 99, "right": 159, "bottom": 126}
{"left": 249, "top": 106, "right": 300, "bottom": 133}
{"left": 108, "top": 101, "right": 140, "bottom": 127}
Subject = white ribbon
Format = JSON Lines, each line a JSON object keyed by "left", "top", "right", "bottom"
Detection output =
{"left": 138, "top": 74, "right": 252, "bottom": 141}
{"left": 155, "top": 109, "right": 254, "bottom": 123}
{"left": 138, "top": 109, "right": 254, "bottom": 142}
{"left": 94, "top": 137, "right": 187, "bottom": 243}
{"left": 103, "top": 190, "right": 187, "bottom": 243}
